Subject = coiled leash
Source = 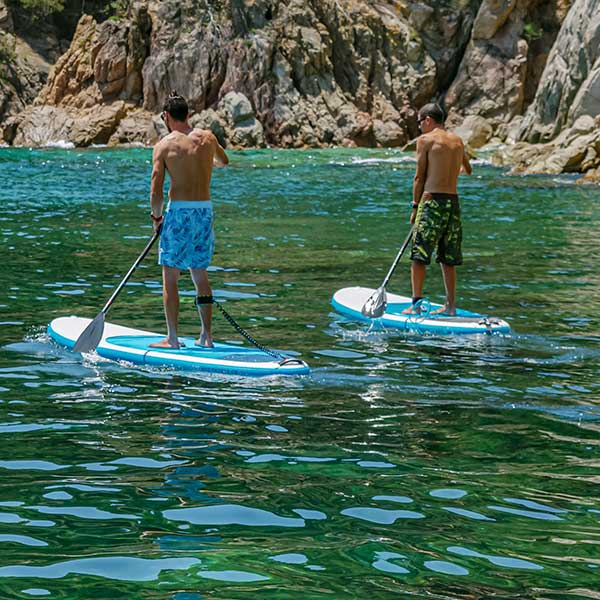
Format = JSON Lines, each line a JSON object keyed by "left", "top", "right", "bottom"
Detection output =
{"left": 195, "top": 295, "right": 304, "bottom": 366}
{"left": 407, "top": 297, "right": 432, "bottom": 322}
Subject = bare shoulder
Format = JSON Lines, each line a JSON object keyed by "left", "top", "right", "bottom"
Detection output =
{"left": 153, "top": 136, "right": 170, "bottom": 157}
{"left": 416, "top": 133, "right": 433, "bottom": 149}
{"left": 445, "top": 129, "right": 465, "bottom": 147}
{"left": 191, "top": 128, "right": 217, "bottom": 145}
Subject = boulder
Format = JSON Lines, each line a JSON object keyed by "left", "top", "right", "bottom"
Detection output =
{"left": 472, "top": 0, "right": 517, "bottom": 40}
{"left": 578, "top": 166, "right": 600, "bottom": 184}
{"left": 496, "top": 114, "right": 523, "bottom": 143}
{"left": 216, "top": 91, "right": 266, "bottom": 148}
{"left": 10, "top": 102, "right": 129, "bottom": 147}
{"left": 219, "top": 92, "right": 255, "bottom": 126}
{"left": 189, "top": 109, "right": 227, "bottom": 147}
{"left": 229, "top": 119, "right": 266, "bottom": 148}
{"left": 493, "top": 114, "right": 600, "bottom": 177}
{"left": 373, "top": 119, "right": 406, "bottom": 147}
{"left": 108, "top": 109, "right": 158, "bottom": 146}
{"left": 452, "top": 115, "right": 494, "bottom": 148}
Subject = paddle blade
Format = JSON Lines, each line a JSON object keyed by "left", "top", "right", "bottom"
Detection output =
{"left": 72, "top": 313, "right": 105, "bottom": 353}
{"left": 361, "top": 287, "right": 387, "bottom": 318}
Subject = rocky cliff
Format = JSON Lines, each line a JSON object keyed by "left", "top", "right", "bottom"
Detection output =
{"left": 0, "top": 0, "right": 598, "bottom": 182}
{"left": 2, "top": 0, "right": 481, "bottom": 147}
{"left": 494, "top": 0, "right": 600, "bottom": 181}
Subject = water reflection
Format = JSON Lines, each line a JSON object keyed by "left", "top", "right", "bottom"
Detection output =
{"left": 0, "top": 148, "right": 598, "bottom": 596}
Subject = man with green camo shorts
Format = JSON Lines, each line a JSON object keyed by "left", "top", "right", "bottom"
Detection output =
{"left": 403, "top": 103, "right": 472, "bottom": 316}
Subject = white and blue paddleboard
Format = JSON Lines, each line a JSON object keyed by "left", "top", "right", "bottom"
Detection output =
{"left": 48, "top": 316, "right": 310, "bottom": 377}
{"left": 332, "top": 287, "right": 510, "bottom": 335}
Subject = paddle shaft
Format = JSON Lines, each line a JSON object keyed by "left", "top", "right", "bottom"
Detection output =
{"left": 379, "top": 225, "right": 414, "bottom": 289}
{"left": 100, "top": 228, "right": 160, "bottom": 316}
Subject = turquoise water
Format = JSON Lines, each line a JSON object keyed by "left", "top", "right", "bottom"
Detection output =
{"left": 1, "top": 146, "right": 599, "bottom": 599}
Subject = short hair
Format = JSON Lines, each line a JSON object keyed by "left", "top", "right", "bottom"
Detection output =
{"left": 418, "top": 103, "right": 445, "bottom": 124}
{"left": 163, "top": 91, "right": 188, "bottom": 122}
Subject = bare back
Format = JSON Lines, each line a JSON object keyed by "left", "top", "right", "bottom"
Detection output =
{"left": 150, "top": 128, "right": 228, "bottom": 211}
{"left": 416, "top": 129, "right": 470, "bottom": 195}
{"left": 163, "top": 129, "right": 219, "bottom": 200}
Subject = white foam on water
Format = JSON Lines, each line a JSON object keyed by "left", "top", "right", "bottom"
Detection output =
{"left": 44, "top": 140, "right": 75, "bottom": 149}
{"left": 350, "top": 156, "right": 415, "bottom": 165}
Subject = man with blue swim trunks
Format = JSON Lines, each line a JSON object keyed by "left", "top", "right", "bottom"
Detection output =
{"left": 149, "top": 92, "right": 229, "bottom": 349}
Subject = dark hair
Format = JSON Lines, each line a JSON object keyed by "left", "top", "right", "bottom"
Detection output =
{"left": 418, "top": 103, "right": 445, "bottom": 124}
{"left": 163, "top": 91, "right": 188, "bottom": 122}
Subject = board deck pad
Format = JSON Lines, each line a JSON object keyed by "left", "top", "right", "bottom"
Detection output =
{"left": 332, "top": 287, "right": 510, "bottom": 335}
{"left": 48, "top": 316, "right": 309, "bottom": 376}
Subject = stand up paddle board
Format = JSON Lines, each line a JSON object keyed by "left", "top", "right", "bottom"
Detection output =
{"left": 48, "top": 316, "right": 309, "bottom": 377}
{"left": 332, "top": 287, "right": 510, "bottom": 335}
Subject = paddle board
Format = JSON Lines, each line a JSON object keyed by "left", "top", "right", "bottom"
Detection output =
{"left": 332, "top": 287, "right": 510, "bottom": 335}
{"left": 48, "top": 316, "right": 310, "bottom": 377}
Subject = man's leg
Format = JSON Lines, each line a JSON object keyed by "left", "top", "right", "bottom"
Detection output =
{"left": 439, "top": 263, "right": 457, "bottom": 315}
{"left": 402, "top": 260, "right": 426, "bottom": 314}
{"left": 150, "top": 265, "right": 182, "bottom": 348}
{"left": 190, "top": 268, "right": 213, "bottom": 347}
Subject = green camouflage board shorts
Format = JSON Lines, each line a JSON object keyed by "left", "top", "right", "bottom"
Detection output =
{"left": 410, "top": 194, "right": 463, "bottom": 266}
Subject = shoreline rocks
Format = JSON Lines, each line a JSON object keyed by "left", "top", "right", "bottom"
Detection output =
{"left": 492, "top": 114, "right": 600, "bottom": 179}
{"left": 0, "top": 0, "right": 598, "bottom": 183}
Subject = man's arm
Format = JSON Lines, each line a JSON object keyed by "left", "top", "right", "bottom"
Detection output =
{"left": 461, "top": 146, "right": 472, "bottom": 175}
{"left": 213, "top": 139, "right": 229, "bottom": 167}
{"left": 411, "top": 136, "right": 428, "bottom": 223}
{"left": 150, "top": 143, "right": 166, "bottom": 227}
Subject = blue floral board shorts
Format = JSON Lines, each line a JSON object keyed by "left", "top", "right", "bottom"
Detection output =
{"left": 158, "top": 201, "right": 215, "bottom": 270}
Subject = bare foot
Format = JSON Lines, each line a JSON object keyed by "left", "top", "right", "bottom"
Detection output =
{"left": 402, "top": 304, "right": 421, "bottom": 315}
{"left": 431, "top": 305, "right": 456, "bottom": 316}
{"left": 149, "top": 338, "right": 182, "bottom": 349}
{"left": 195, "top": 335, "right": 214, "bottom": 348}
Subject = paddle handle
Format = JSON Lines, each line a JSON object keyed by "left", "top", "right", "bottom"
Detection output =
{"left": 101, "top": 228, "right": 161, "bottom": 315}
{"left": 380, "top": 225, "right": 414, "bottom": 288}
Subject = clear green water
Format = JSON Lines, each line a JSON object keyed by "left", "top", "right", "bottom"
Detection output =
{"left": 0, "top": 147, "right": 599, "bottom": 599}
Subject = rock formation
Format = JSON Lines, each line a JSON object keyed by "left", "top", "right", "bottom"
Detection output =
{"left": 494, "top": 114, "right": 600, "bottom": 175}
{"left": 0, "top": 0, "right": 597, "bottom": 183}
{"left": 3, "top": 0, "right": 479, "bottom": 148}
{"left": 444, "top": 0, "right": 569, "bottom": 137}
{"left": 488, "top": 0, "right": 599, "bottom": 181}
{"left": 0, "top": 0, "right": 50, "bottom": 128}
{"left": 518, "top": 0, "right": 600, "bottom": 142}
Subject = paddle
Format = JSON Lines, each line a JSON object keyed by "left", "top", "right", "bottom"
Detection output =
{"left": 72, "top": 228, "right": 161, "bottom": 353}
{"left": 361, "top": 225, "right": 415, "bottom": 318}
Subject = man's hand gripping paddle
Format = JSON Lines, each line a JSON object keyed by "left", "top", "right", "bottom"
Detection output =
{"left": 361, "top": 226, "right": 415, "bottom": 319}
{"left": 73, "top": 229, "right": 161, "bottom": 353}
